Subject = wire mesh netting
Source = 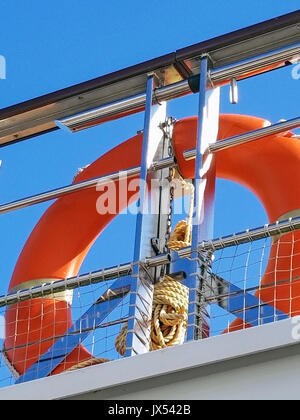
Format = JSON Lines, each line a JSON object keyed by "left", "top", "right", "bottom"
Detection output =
{"left": 208, "top": 237, "right": 273, "bottom": 335}
{"left": 0, "top": 220, "right": 299, "bottom": 388}
{"left": 1, "top": 275, "right": 133, "bottom": 386}
{"left": 206, "top": 228, "right": 300, "bottom": 335}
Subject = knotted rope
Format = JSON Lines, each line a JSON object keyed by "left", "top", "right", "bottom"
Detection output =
{"left": 150, "top": 275, "right": 189, "bottom": 350}
{"left": 115, "top": 275, "right": 189, "bottom": 355}
{"left": 167, "top": 180, "right": 194, "bottom": 250}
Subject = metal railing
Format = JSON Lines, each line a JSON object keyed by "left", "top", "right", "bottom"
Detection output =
{"left": 1, "top": 216, "right": 299, "bottom": 309}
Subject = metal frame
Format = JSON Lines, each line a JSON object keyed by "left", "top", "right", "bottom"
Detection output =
{"left": 125, "top": 76, "right": 169, "bottom": 356}
{"left": 4, "top": 213, "right": 296, "bottom": 383}
{"left": 170, "top": 58, "right": 221, "bottom": 341}
{"left": 187, "top": 58, "right": 220, "bottom": 340}
{"left": 0, "top": 10, "right": 300, "bottom": 383}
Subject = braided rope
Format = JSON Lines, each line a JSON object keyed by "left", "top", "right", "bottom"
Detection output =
{"left": 150, "top": 176, "right": 193, "bottom": 350}
{"left": 65, "top": 357, "right": 110, "bottom": 372}
{"left": 168, "top": 179, "right": 194, "bottom": 251}
{"left": 150, "top": 276, "right": 189, "bottom": 350}
{"left": 168, "top": 220, "right": 192, "bottom": 250}
{"left": 114, "top": 276, "right": 189, "bottom": 355}
{"left": 115, "top": 323, "right": 128, "bottom": 356}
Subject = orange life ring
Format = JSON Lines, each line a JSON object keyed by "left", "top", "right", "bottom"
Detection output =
{"left": 4, "top": 113, "right": 300, "bottom": 377}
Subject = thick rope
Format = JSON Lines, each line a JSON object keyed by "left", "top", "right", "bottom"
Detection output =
{"left": 150, "top": 276, "right": 189, "bottom": 350}
{"left": 115, "top": 323, "right": 128, "bottom": 356}
{"left": 64, "top": 357, "right": 110, "bottom": 372}
{"left": 167, "top": 180, "right": 194, "bottom": 251}
{"left": 150, "top": 177, "right": 193, "bottom": 350}
{"left": 115, "top": 276, "right": 189, "bottom": 355}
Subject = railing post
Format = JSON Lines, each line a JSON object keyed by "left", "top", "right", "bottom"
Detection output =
{"left": 171, "top": 57, "right": 220, "bottom": 341}
{"left": 125, "top": 75, "right": 168, "bottom": 356}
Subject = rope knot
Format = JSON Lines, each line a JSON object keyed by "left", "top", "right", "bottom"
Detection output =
{"left": 150, "top": 276, "right": 188, "bottom": 350}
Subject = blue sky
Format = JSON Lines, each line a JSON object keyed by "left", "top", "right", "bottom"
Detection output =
{"left": 0, "top": 0, "right": 299, "bottom": 381}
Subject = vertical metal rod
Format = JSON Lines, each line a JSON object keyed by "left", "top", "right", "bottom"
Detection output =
{"left": 187, "top": 58, "right": 220, "bottom": 341}
{"left": 125, "top": 76, "right": 167, "bottom": 357}
{"left": 186, "top": 58, "right": 209, "bottom": 341}
{"left": 133, "top": 77, "right": 154, "bottom": 259}
{"left": 191, "top": 57, "right": 209, "bottom": 251}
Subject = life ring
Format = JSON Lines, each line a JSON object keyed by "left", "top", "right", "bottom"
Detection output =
{"left": 4, "top": 113, "right": 300, "bottom": 377}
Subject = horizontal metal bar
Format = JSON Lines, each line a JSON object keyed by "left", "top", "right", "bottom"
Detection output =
{"left": 178, "top": 216, "right": 300, "bottom": 257}
{"left": 208, "top": 116, "right": 300, "bottom": 153}
{"left": 58, "top": 81, "right": 190, "bottom": 132}
{"left": 209, "top": 43, "right": 300, "bottom": 84}
{"left": 2, "top": 217, "right": 300, "bottom": 307}
{"left": 2, "top": 217, "right": 299, "bottom": 307}
{"left": 0, "top": 253, "right": 170, "bottom": 308}
{"left": 150, "top": 155, "right": 177, "bottom": 171}
{"left": 56, "top": 81, "right": 191, "bottom": 132}
{"left": 56, "top": 92, "right": 147, "bottom": 132}
{"left": 183, "top": 116, "right": 300, "bottom": 160}
{"left": 0, "top": 166, "right": 138, "bottom": 214}
{"left": 99, "top": 317, "right": 129, "bottom": 328}
{"left": 0, "top": 156, "right": 176, "bottom": 215}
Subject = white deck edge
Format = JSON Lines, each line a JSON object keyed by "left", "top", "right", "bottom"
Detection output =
{"left": 0, "top": 317, "right": 299, "bottom": 400}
